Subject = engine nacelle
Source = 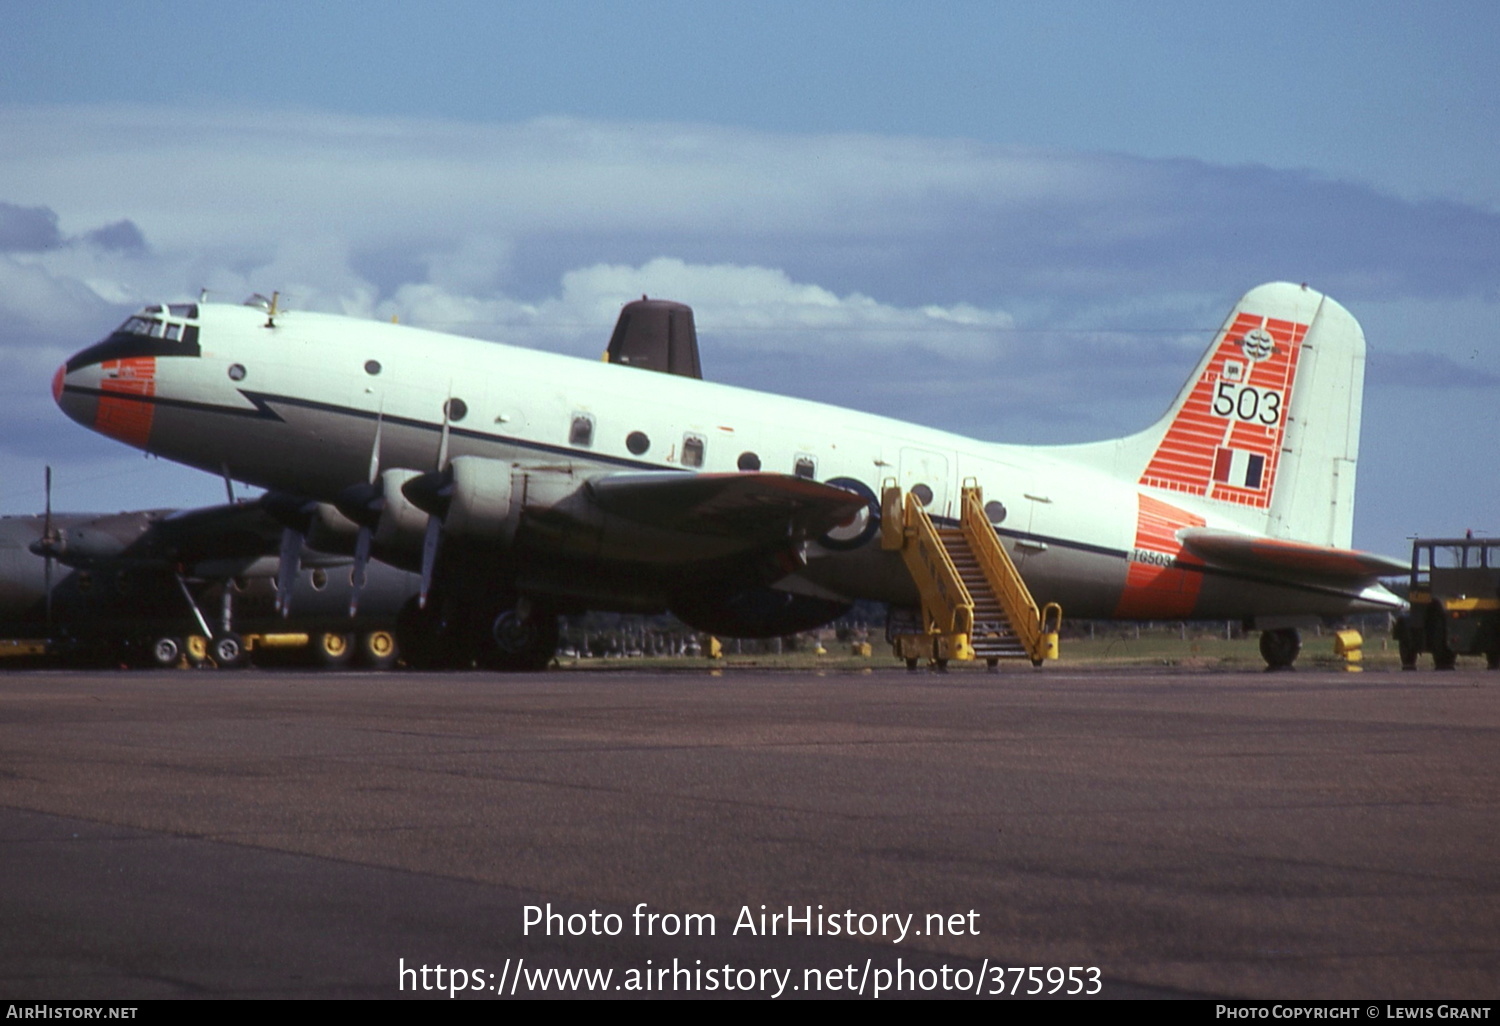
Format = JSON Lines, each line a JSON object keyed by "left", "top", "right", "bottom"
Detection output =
{"left": 441, "top": 457, "right": 583, "bottom": 548}
{"left": 669, "top": 587, "right": 851, "bottom": 639}
{"left": 373, "top": 467, "right": 430, "bottom": 558}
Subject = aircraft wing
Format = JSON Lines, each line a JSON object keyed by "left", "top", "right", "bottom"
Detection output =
{"left": 1178, "top": 528, "right": 1408, "bottom": 582}
{"left": 584, "top": 471, "right": 867, "bottom": 541}
{"left": 151, "top": 501, "right": 288, "bottom": 562}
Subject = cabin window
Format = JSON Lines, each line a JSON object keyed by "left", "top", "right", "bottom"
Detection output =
{"left": 985, "top": 500, "right": 1007, "bottom": 525}
{"left": 164, "top": 323, "right": 182, "bottom": 341}
{"left": 364, "top": 360, "right": 382, "bottom": 376}
{"left": 626, "top": 431, "right": 651, "bottom": 455}
{"left": 794, "top": 455, "right": 816, "bottom": 480}
{"left": 737, "top": 452, "right": 761, "bottom": 471}
{"left": 570, "top": 414, "right": 595, "bottom": 448}
{"left": 682, "top": 434, "right": 705, "bottom": 468}
{"left": 444, "top": 398, "right": 468, "bottom": 423}
{"left": 911, "top": 483, "right": 934, "bottom": 507}
{"left": 227, "top": 363, "right": 246, "bottom": 381}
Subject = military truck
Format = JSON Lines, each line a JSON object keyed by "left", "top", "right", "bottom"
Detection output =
{"left": 1393, "top": 537, "right": 1500, "bottom": 670}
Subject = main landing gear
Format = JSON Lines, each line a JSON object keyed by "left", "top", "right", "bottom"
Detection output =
{"left": 1259, "top": 627, "right": 1302, "bottom": 670}
{"left": 396, "top": 594, "right": 559, "bottom": 671}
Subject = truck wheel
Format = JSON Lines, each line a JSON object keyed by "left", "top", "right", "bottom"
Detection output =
{"left": 1395, "top": 620, "right": 1419, "bottom": 671}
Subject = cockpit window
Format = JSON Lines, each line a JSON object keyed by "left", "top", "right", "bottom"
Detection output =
{"left": 68, "top": 309, "right": 203, "bottom": 372}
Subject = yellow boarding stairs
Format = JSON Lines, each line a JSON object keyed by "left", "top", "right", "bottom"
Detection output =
{"left": 881, "top": 479, "right": 1062, "bottom": 670}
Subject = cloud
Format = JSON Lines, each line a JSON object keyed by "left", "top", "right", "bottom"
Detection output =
{"left": 0, "top": 202, "right": 62, "bottom": 252}
{"left": 1368, "top": 350, "right": 1500, "bottom": 389}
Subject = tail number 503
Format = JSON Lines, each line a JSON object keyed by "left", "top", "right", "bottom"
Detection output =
{"left": 1212, "top": 382, "right": 1282, "bottom": 426}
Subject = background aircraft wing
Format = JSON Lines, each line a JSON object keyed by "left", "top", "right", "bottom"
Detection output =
{"left": 1178, "top": 528, "right": 1408, "bottom": 582}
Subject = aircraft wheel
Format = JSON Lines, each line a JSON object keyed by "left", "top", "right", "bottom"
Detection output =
{"left": 358, "top": 630, "right": 399, "bottom": 670}
{"left": 1259, "top": 627, "right": 1301, "bottom": 670}
{"left": 482, "top": 606, "right": 559, "bottom": 671}
{"left": 211, "top": 632, "right": 249, "bottom": 670}
{"left": 396, "top": 598, "right": 446, "bottom": 669}
{"left": 151, "top": 636, "right": 184, "bottom": 669}
{"left": 313, "top": 631, "right": 353, "bottom": 669}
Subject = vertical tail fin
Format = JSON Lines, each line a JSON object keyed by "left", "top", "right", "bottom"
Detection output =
{"left": 1066, "top": 282, "right": 1366, "bottom": 547}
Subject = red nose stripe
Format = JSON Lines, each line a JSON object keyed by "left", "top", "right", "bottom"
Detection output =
{"left": 94, "top": 357, "right": 157, "bottom": 448}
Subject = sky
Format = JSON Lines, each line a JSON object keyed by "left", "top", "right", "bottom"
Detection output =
{"left": 1, "top": 1, "right": 1497, "bottom": 561}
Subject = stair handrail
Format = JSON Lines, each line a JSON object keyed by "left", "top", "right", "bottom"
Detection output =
{"left": 959, "top": 484, "right": 1054, "bottom": 661}
{"left": 904, "top": 491, "right": 974, "bottom": 638}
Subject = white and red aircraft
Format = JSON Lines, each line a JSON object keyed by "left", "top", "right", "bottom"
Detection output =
{"left": 53, "top": 282, "right": 1405, "bottom": 669}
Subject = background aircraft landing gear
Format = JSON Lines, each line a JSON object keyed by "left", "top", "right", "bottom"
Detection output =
{"left": 357, "top": 630, "right": 399, "bottom": 670}
{"left": 1259, "top": 627, "right": 1301, "bottom": 670}
{"left": 210, "top": 632, "right": 248, "bottom": 669}
{"left": 313, "top": 631, "right": 353, "bottom": 669}
{"left": 151, "top": 636, "right": 185, "bottom": 669}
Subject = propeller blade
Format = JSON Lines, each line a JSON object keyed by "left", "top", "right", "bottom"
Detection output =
{"left": 367, "top": 406, "right": 384, "bottom": 485}
{"left": 274, "top": 526, "right": 304, "bottom": 618}
{"left": 437, "top": 386, "right": 452, "bottom": 471}
{"left": 418, "top": 514, "right": 442, "bottom": 610}
{"left": 42, "top": 466, "right": 53, "bottom": 628}
{"left": 348, "top": 526, "right": 372, "bottom": 617}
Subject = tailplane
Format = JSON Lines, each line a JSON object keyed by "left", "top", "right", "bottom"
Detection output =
{"left": 1064, "top": 282, "right": 1366, "bottom": 547}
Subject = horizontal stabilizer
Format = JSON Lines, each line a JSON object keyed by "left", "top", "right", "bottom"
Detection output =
{"left": 586, "top": 472, "right": 866, "bottom": 541}
{"left": 1178, "top": 528, "right": 1407, "bottom": 582}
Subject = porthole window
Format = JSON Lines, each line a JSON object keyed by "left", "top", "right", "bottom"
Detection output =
{"left": 570, "top": 414, "right": 595, "bottom": 448}
{"left": 985, "top": 500, "right": 1007, "bottom": 525}
{"left": 682, "top": 434, "right": 705, "bottom": 468}
{"left": 444, "top": 397, "right": 468, "bottom": 423}
{"left": 911, "top": 483, "right": 934, "bottom": 507}
{"left": 227, "top": 363, "right": 246, "bottom": 381}
{"left": 794, "top": 456, "right": 816, "bottom": 480}
{"left": 626, "top": 431, "right": 651, "bottom": 455}
{"left": 737, "top": 452, "right": 761, "bottom": 471}
{"left": 364, "top": 360, "right": 382, "bottom": 375}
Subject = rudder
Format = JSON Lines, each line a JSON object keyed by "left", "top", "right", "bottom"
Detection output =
{"left": 1128, "top": 282, "right": 1364, "bottom": 547}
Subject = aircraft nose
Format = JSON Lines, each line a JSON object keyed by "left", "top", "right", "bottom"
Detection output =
{"left": 51, "top": 358, "right": 93, "bottom": 432}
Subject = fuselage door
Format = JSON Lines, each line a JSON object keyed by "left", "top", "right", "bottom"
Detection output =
{"left": 898, "top": 447, "right": 952, "bottom": 519}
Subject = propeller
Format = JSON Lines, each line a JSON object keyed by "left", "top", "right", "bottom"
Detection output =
{"left": 334, "top": 409, "right": 385, "bottom": 617}
{"left": 402, "top": 465, "right": 454, "bottom": 609}
{"left": 403, "top": 392, "right": 456, "bottom": 610}
{"left": 40, "top": 466, "right": 55, "bottom": 627}
{"left": 261, "top": 491, "right": 319, "bottom": 618}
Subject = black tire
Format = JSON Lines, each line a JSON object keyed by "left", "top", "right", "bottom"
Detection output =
{"left": 1428, "top": 609, "right": 1457, "bottom": 670}
{"left": 481, "top": 607, "right": 559, "bottom": 672}
{"left": 396, "top": 597, "right": 447, "bottom": 669}
{"left": 1259, "top": 627, "right": 1301, "bottom": 670}
{"left": 1395, "top": 620, "right": 1419, "bottom": 671}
